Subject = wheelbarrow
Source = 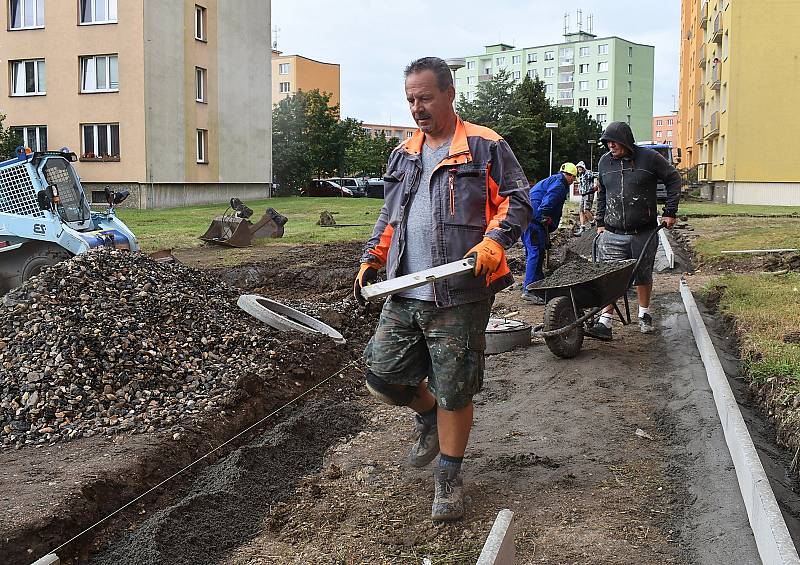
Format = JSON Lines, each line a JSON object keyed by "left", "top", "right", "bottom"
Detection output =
{"left": 526, "top": 224, "right": 665, "bottom": 358}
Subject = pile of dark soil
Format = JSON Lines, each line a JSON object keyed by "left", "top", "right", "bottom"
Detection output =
{"left": 529, "top": 255, "right": 633, "bottom": 289}
{"left": 0, "top": 251, "right": 345, "bottom": 450}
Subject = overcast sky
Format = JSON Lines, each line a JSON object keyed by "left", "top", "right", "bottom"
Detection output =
{"left": 272, "top": 0, "right": 680, "bottom": 126}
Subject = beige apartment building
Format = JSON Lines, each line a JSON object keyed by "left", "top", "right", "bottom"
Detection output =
{"left": 271, "top": 50, "right": 340, "bottom": 109}
{"left": 1, "top": 0, "right": 271, "bottom": 208}
{"left": 361, "top": 123, "right": 416, "bottom": 141}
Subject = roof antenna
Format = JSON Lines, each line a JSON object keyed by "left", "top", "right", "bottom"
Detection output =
{"left": 577, "top": 9, "right": 583, "bottom": 33}
{"left": 272, "top": 25, "right": 280, "bottom": 49}
{"left": 564, "top": 12, "right": 570, "bottom": 35}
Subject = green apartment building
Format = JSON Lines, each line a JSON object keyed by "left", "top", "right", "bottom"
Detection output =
{"left": 454, "top": 32, "right": 655, "bottom": 142}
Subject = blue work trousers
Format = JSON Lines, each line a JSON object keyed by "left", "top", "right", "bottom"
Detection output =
{"left": 522, "top": 223, "right": 547, "bottom": 289}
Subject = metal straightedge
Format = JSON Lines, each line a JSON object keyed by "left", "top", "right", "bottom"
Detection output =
{"left": 360, "top": 258, "right": 475, "bottom": 302}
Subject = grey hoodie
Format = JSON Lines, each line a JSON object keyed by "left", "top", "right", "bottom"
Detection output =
{"left": 596, "top": 121, "right": 680, "bottom": 233}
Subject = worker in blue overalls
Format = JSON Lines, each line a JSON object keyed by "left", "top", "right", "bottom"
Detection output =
{"left": 521, "top": 162, "right": 577, "bottom": 304}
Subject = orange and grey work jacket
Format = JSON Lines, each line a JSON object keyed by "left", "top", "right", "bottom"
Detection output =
{"left": 361, "top": 117, "right": 532, "bottom": 308}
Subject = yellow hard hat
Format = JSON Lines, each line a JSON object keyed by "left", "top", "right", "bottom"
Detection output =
{"left": 560, "top": 162, "right": 578, "bottom": 176}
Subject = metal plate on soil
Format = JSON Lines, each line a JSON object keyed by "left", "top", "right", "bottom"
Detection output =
{"left": 485, "top": 318, "right": 532, "bottom": 355}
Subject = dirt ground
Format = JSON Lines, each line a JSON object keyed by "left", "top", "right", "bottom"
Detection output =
{"left": 4, "top": 230, "right": 790, "bottom": 564}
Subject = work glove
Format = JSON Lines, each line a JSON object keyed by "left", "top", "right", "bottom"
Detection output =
{"left": 540, "top": 215, "right": 553, "bottom": 229}
{"left": 465, "top": 237, "right": 505, "bottom": 277}
{"left": 353, "top": 262, "right": 381, "bottom": 305}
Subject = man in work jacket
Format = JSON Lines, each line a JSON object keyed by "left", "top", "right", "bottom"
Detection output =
{"left": 521, "top": 163, "right": 576, "bottom": 305}
{"left": 353, "top": 57, "right": 531, "bottom": 522}
{"left": 586, "top": 121, "right": 680, "bottom": 340}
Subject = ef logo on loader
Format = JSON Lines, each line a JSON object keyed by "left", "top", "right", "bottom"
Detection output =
{"left": 33, "top": 224, "right": 46, "bottom": 235}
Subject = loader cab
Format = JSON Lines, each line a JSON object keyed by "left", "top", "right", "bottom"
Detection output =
{"left": 34, "top": 153, "right": 92, "bottom": 231}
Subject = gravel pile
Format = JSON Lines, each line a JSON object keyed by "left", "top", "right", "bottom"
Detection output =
{"left": 0, "top": 251, "right": 337, "bottom": 450}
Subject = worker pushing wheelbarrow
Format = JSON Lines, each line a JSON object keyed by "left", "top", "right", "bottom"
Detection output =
{"left": 526, "top": 224, "right": 665, "bottom": 358}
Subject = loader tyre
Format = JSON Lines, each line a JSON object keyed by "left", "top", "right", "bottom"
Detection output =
{"left": 543, "top": 295, "right": 584, "bottom": 359}
{"left": 20, "top": 247, "right": 72, "bottom": 284}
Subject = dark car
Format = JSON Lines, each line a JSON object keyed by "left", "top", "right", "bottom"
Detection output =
{"left": 326, "top": 177, "right": 367, "bottom": 197}
{"left": 365, "top": 178, "right": 385, "bottom": 199}
{"left": 302, "top": 179, "right": 353, "bottom": 197}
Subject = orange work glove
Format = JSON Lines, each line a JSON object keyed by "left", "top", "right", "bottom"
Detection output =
{"left": 353, "top": 262, "right": 381, "bottom": 305}
{"left": 464, "top": 237, "right": 505, "bottom": 277}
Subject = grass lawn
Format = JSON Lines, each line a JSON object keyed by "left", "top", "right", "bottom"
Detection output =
{"left": 679, "top": 201, "right": 800, "bottom": 217}
{"left": 706, "top": 273, "right": 800, "bottom": 396}
{"left": 117, "top": 197, "right": 384, "bottom": 253}
{"left": 690, "top": 216, "right": 800, "bottom": 262}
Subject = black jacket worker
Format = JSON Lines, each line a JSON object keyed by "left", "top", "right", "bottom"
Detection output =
{"left": 587, "top": 121, "right": 681, "bottom": 340}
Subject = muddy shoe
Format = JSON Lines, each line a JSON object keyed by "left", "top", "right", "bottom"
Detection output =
{"left": 408, "top": 414, "right": 439, "bottom": 468}
{"left": 521, "top": 291, "right": 545, "bottom": 305}
{"left": 431, "top": 467, "right": 464, "bottom": 521}
{"left": 585, "top": 322, "right": 613, "bottom": 341}
{"left": 639, "top": 313, "right": 655, "bottom": 334}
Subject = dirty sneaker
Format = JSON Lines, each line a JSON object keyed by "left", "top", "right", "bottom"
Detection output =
{"left": 407, "top": 414, "right": 439, "bottom": 468}
{"left": 585, "top": 322, "right": 613, "bottom": 341}
{"left": 431, "top": 467, "right": 464, "bottom": 521}
{"left": 521, "top": 291, "right": 545, "bottom": 305}
{"left": 639, "top": 313, "right": 655, "bottom": 334}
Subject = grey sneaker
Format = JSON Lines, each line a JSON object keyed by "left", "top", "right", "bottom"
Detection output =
{"left": 432, "top": 467, "right": 464, "bottom": 521}
{"left": 521, "top": 291, "right": 545, "bottom": 305}
{"left": 408, "top": 414, "right": 439, "bottom": 468}
{"left": 585, "top": 322, "right": 613, "bottom": 341}
{"left": 639, "top": 313, "right": 655, "bottom": 334}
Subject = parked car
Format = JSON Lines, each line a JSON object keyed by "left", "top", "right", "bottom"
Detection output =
{"left": 365, "top": 178, "right": 385, "bottom": 199}
{"left": 326, "top": 177, "right": 367, "bottom": 197}
{"left": 302, "top": 179, "right": 353, "bottom": 197}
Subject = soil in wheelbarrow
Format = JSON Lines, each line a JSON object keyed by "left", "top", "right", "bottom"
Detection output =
{"left": 528, "top": 255, "right": 634, "bottom": 289}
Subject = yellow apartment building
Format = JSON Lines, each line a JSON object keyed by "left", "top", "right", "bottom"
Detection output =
{"left": 271, "top": 50, "right": 340, "bottom": 109}
{"left": 678, "top": 0, "right": 800, "bottom": 205}
{"left": 1, "top": 0, "right": 271, "bottom": 208}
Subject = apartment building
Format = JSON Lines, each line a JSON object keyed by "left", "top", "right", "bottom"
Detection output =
{"left": 2, "top": 0, "right": 271, "bottom": 208}
{"left": 652, "top": 113, "right": 678, "bottom": 145}
{"left": 677, "top": 0, "right": 800, "bottom": 205}
{"left": 271, "top": 51, "right": 340, "bottom": 109}
{"left": 454, "top": 31, "right": 655, "bottom": 141}
{"left": 361, "top": 123, "right": 415, "bottom": 141}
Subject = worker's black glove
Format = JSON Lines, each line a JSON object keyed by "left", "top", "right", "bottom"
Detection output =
{"left": 353, "top": 262, "right": 380, "bottom": 306}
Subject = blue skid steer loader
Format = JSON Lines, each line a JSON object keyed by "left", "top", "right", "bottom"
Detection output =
{"left": 0, "top": 147, "right": 139, "bottom": 294}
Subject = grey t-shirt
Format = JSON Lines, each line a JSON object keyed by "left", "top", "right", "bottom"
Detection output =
{"left": 398, "top": 138, "right": 452, "bottom": 301}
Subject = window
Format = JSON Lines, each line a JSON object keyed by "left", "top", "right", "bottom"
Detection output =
{"left": 544, "top": 51, "right": 554, "bottom": 61}
{"left": 667, "top": 118, "right": 674, "bottom": 126}
{"left": 527, "top": 53, "right": 537, "bottom": 63}
{"left": 544, "top": 67, "right": 554, "bottom": 77}
{"left": 558, "top": 89, "right": 573, "bottom": 100}
{"left": 578, "top": 97, "right": 589, "bottom": 107}
{"left": 80, "top": 0, "right": 117, "bottom": 24}
{"left": 545, "top": 84, "right": 554, "bottom": 94}
{"left": 598, "top": 44, "right": 609, "bottom": 55}
{"left": 579, "top": 63, "right": 589, "bottom": 74}
{"left": 80, "top": 55, "right": 118, "bottom": 93}
{"left": 666, "top": 141, "right": 672, "bottom": 147}
{"left": 466, "top": 76, "right": 475, "bottom": 85}
{"left": 627, "top": 63, "right": 633, "bottom": 74}
{"left": 578, "top": 80, "right": 589, "bottom": 91}
{"left": 81, "top": 123, "right": 120, "bottom": 160}
{"left": 656, "top": 130, "right": 663, "bottom": 138}
{"left": 628, "top": 46, "right": 633, "bottom": 57}
{"left": 559, "top": 73, "right": 573, "bottom": 83}
{"left": 627, "top": 80, "right": 632, "bottom": 92}
{"left": 279, "top": 81, "right": 290, "bottom": 93}
{"left": 9, "top": 0, "right": 44, "bottom": 29}
{"left": 513, "top": 71, "right": 521, "bottom": 80}
{"left": 406, "top": 131, "right": 413, "bottom": 139}
{"left": 196, "top": 129, "right": 208, "bottom": 163}
{"left": 559, "top": 48, "right": 573, "bottom": 61}
{"left": 597, "top": 113, "right": 607, "bottom": 123}
{"left": 579, "top": 47, "right": 590, "bottom": 57}
{"left": 10, "top": 59, "right": 46, "bottom": 95}
{"left": 194, "top": 5, "right": 206, "bottom": 40}
{"left": 496, "top": 56, "right": 505, "bottom": 66}
{"left": 466, "top": 60, "right": 475, "bottom": 70}
{"left": 10, "top": 126, "right": 47, "bottom": 151}
{"left": 597, "top": 96, "right": 608, "bottom": 106}
{"left": 597, "top": 79, "right": 608, "bottom": 89}
{"left": 667, "top": 130, "right": 673, "bottom": 137}
{"left": 512, "top": 55, "right": 521, "bottom": 65}
{"left": 278, "top": 63, "right": 289, "bottom": 75}
{"left": 526, "top": 69, "right": 538, "bottom": 79}
{"left": 597, "top": 61, "right": 608, "bottom": 72}
{"left": 483, "top": 66, "right": 491, "bottom": 75}
{"left": 656, "top": 119, "right": 663, "bottom": 126}
{"left": 626, "top": 114, "right": 631, "bottom": 124}
{"left": 626, "top": 97, "right": 632, "bottom": 109}
{"left": 195, "top": 67, "right": 206, "bottom": 102}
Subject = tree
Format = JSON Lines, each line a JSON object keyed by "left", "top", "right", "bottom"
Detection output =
{"left": 344, "top": 129, "right": 395, "bottom": 178}
{"left": 457, "top": 72, "right": 603, "bottom": 182}
{"left": 0, "top": 114, "right": 22, "bottom": 160}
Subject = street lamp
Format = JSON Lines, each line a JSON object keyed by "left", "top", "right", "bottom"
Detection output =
{"left": 588, "top": 139, "right": 596, "bottom": 172}
{"left": 546, "top": 123, "right": 559, "bottom": 176}
{"left": 445, "top": 58, "right": 466, "bottom": 109}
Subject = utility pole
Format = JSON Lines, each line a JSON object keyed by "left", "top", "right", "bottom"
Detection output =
{"left": 546, "top": 123, "right": 559, "bottom": 175}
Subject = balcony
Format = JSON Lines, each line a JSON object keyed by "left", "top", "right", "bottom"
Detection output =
{"left": 700, "top": 1, "right": 708, "bottom": 27}
{"left": 478, "top": 74, "right": 493, "bottom": 83}
{"left": 712, "top": 12, "right": 723, "bottom": 43}
{"left": 698, "top": 45, "right": 706, "bottom": 68}
{"left": 695, "top": 125, "right": 704, "bottom": 145}
{"left": 707, "top": 111, "right": 719, "bottom": 137}
{"left": 697, "top": 90, "right": 705, "bottom": 106}
{"left": 710, "top": 63, "right": 721, "bottom": 90}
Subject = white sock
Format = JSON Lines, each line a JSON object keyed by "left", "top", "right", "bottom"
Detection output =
{"left": 599, "top": 313, "right": 613, "bottom": 328}
{"left": 638, "top": 307, "right": 650, "bottom": 319}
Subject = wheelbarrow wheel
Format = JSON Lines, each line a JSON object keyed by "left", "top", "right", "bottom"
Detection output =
{"left": 543, "top": 296, "right": 584, "bottom": 359}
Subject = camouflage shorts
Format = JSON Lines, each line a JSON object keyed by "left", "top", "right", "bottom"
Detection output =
{"left": 364, "top": 296, "right": 492, "bottom": 411}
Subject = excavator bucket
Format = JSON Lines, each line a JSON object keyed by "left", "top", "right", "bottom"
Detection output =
{"left": 199, "top": 216, "right": 254, "bottom": 248}
{"left": 250, "top": 207, "right": 288, "bottom": 240}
